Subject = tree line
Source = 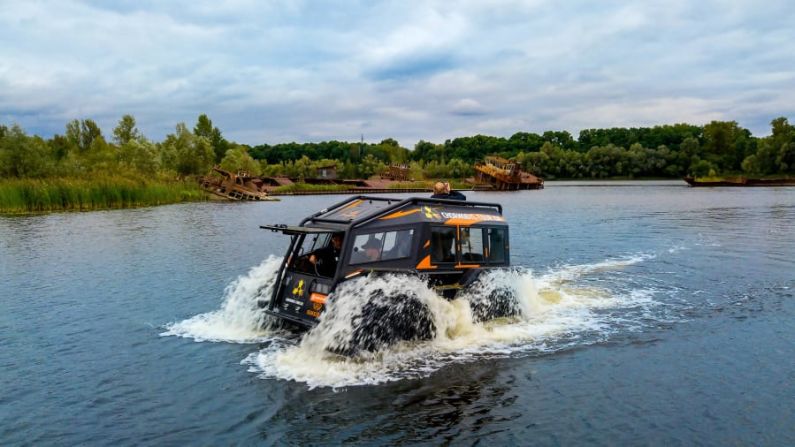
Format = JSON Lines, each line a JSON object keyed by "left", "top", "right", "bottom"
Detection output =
{"left": 2, "top": 115, "right": 794, "bottom": 182}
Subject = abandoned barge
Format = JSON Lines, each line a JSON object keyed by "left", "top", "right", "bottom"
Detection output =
{"left": 684, "top": 176, "right": 795, "bottom": 187}
{"left": 200, "top": 166, "right": 278, "bottom": 201}
{"left": 473, "top": 156, "right": 543, "bottom": 190}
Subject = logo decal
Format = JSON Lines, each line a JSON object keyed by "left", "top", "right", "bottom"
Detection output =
{"left": 423, "top": 206, "right": 441, "bottom": 220}
{"left": 439, "top": 211, "right": 505, "bottom": 222}
{"left": 292, "top": 279, "right": 305, "bottom": 296}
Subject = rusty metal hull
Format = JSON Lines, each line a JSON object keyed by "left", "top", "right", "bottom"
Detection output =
{"left": 473, "top": 162, "right": 543, "bottom": 190}
{"left": 200, "top": 166, "right": 278, "bottom": 201}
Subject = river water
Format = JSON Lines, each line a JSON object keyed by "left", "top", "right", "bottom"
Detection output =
{"left": 1, "top": 181, "right": 794, "bottom": 445}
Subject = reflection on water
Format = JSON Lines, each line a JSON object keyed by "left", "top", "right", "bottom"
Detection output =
{"left": 2, "top": 182, "right": 794, "bottom": 445}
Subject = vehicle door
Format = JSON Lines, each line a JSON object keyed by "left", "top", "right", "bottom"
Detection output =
{"left": 276, "top": 232, "right": 336, "bottom": 325}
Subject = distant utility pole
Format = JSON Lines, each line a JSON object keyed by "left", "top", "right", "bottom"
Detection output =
{"left": 360, "top": 134, "right": 364, "bottom": 158}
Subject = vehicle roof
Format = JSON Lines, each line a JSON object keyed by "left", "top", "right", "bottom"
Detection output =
{"left": 300, "top": 196, "right": 506, "bottom": 230}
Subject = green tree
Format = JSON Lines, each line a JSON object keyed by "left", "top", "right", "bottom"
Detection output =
{"left": 285, "top": 155, "right": 314, "bottom": 179}
{"left": 194, "top": 114, "right": 213, "bottom": 138}
{"left": 113, "top": 114, "right": 141, "bottom": 145}
{"left": 412, "top": 140, "right": 440, "bottom": 162}
{"left": 65, "top": 119, "right": 81, "bottom": 150}
{"left": 509, "top": 132, "right": 544, "bottom": 153}
{"left": 516, "top": 150, "right": 550, "bottom": 177}
{"left": 193, "top": 114, "right": 229, "bottom": 163}
{"left": 80, "top": 120, "right": 102, "bottom": 152}
{"left": 769, "top": 117, "right": 795, "bottom": 173}
{"left": 359, "top": 154, "right": 385, "bottom": 178}
{"left": 220, "top": 145, "right": 262, "bottom": 176}
{"left": 119, "top": 139, "right": 159, "bottom": 174}
{"left": 83, "top": 135, "right": 118, "bottom": 172}
{"left": 447, "top": 158, "right": 472, "bottom": 178}
{"left": 379, "top": 138, "right": 399, "bottom": 148}
{"left": 741, "top": 154, "right": 760, "bottom": 175}
{"left": 161, "top": 123, "right": 214, "bottom": 177}
{"left": 702, "top": 121, "right": 752, "bottom": 172}
{"left": 689, "top": 159, "right": 715, "bottom": 177}
{"left": 64, "top": 119, "right": 103, "bottom": 152}
{"left": 0, "top": 125, "right": 53, "bottom": 177}
{"left": 543, "top": 130, "right": 576, "bottom": 150}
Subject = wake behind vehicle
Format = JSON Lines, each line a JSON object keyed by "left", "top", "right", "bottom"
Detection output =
{"left": 260, "top": 195, "right": 516, "bottom": 352}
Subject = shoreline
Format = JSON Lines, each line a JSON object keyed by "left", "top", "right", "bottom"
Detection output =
{"left": 0, "top": 177, "right": 207, "bottom": 215}
{"left": 8, "top": 176, "right": 794, "bottom": 215}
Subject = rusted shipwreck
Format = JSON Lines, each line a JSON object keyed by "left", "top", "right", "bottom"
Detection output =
{"left": 473, "top": 156, "right": 543, "bottom": 190}
{"left": 200, "top": 166, "right": 278, "bottom": 201}
{"left": 381, "top": 164, "right": 411, "bottom": 181}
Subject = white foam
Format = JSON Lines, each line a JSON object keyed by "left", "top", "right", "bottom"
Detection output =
{"left": 245, "top": 254, "right": 664, "bottom": 389}
{"left": 164, "top": 252, "right": 665, "bottom": 387}
{"left": 539, "top": 253, "right": 655, "bottom": 284}
{"left": 160, "top": 256, "right": 283, "bottom": 343}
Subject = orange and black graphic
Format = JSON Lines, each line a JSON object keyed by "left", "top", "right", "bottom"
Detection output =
{"left": 380, "top": 208, "right": 420, "bottom": 220}
{"left": 334, "top": 199, "right": 365, "bottom": 220}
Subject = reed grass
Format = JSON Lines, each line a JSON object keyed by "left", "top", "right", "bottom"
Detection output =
{"left": 0, "top": 176, "right": 207, "bottom": 214}
{"left": 387, "top": 181, "right": 432, "bottom": 189}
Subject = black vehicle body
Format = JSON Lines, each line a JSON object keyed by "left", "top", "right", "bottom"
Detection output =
{"left": 260, "top": 196, "right": 510, "bottom": 329}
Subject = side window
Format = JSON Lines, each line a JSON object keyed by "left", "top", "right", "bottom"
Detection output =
{"left": 381, "top": 229, "right": 414, "bottom": 261}
{"left": 350, "top": 232, "right": 384, "bottom": 264}
{"left": 460, "top": 228, "right": 485, "bottom": 262}
{"left": 431, "top": 227, "right": 456, "bottom": 263}
{"left": 486, "top": 228, "right": 506, "bottom": 263}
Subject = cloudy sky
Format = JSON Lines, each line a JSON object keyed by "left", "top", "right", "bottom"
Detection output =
{"left": 1, "top": 0, "right": 793, "bottom": 147}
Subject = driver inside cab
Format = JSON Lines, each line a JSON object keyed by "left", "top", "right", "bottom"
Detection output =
{"left": 308, "top": 233, "right": 344, "bottom": 277}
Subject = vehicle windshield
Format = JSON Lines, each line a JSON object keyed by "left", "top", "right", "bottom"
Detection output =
{"left": 291, "top": 232, "right": 344, "bottom": 277}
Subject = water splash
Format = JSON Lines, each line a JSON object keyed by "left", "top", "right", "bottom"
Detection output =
{"left": 160, "top": 256, "right": 283, "bottom": 343}
{"left": 244, "top": 253, "right": 663, "bottom": 389}
{"left": 162, "top": 252, "right": 665, "bottom": 387}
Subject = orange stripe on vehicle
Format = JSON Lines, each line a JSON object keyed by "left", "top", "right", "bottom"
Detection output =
{"left": 341, "top": 199, "right": 363, "bottom": 210}
{"left": 423, "top": 240, "right": 430, "bottom": 249}
{"left": 416, "top": 255, "right": 437, "bottom": 270}
{"left": 310, "top": 293, "right": 327, "bottom": 304}
{"left": 380, "top": 209, "right": 420, "bottom": 220}
{"left": 455, "top": 263, "right": 481, "bottom": 269}
{"left": 444, "top": 218, "right": 479, "bottom": 226}
{"left": 345, "top": 269, "right": 363, "bottom": 279}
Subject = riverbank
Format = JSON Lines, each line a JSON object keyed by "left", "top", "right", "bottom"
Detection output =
{"left": 684, "top": 176, "right": 795, "bottom": 187}
{"left": 0, "top": 177, "right": 207, "bottom": 214}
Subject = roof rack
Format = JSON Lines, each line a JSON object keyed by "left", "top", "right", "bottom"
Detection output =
{"left": 304, "top": 196, "right": 403, "bottom": 225}
{"left": 299, "top": 195, "right": 503, "bottom": 227}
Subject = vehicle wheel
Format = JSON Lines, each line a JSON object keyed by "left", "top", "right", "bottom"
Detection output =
{"left": 467, "top": 285, "right": 521, "bottom": 323}
{"left": 346, "top": 289, "right": 436, "bottom": 354}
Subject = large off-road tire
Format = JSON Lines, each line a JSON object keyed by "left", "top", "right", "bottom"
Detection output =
{"left": 467, "top": 285, "right": 521, "bottom": 323}
{"left": 345, "top": 289, "right": 436, "bottom": 354}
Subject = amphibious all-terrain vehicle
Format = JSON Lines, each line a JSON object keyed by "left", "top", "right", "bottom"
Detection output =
{"left": 260, "top": 196, "right": 514, "bottom": 351}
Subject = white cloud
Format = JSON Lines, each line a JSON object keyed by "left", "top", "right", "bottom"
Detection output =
{"left": 0, "top": 0, "right": 793, "bottom": 146}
